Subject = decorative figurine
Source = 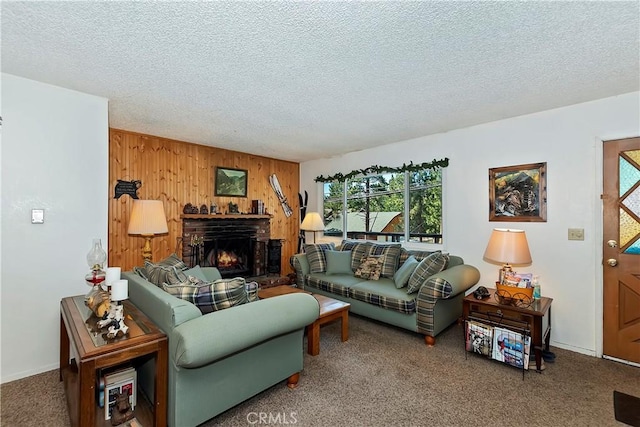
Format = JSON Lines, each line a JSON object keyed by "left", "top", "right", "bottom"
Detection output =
{"left": 228, "top": 202, "right": 239, "bottom": 214}
{"left": 199, "top": 204, "right": 208, "bottom": 214}
{"left": 86, "top": 287, "right": 111, "bottom": 318}
{"left": 97, "top": 304, "right": 129, "bottom": 339}
{"left": 110, "top": 391, "right": 135, "bottom": 426}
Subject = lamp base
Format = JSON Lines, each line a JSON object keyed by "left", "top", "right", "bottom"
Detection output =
{"left": 498, "top": 264, "right": 513, "bottom": 284}
{"left": 141, "top": 234, "right": 153, "bottom": 262}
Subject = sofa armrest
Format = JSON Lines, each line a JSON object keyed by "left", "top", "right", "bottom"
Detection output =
{"left": 418, "top": 264, "right": 481, "bottom": 299}
{"left": 416, "top": 264, "right": 480, "bottom": 338}
{"left": 291, "top": 254, "right": 310, "bottom": 288}
{"left": 171, "top": 293, "right": 320, "bottom": 368}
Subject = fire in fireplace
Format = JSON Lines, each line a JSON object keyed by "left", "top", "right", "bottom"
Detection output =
{"left": 203, "top": 236, "right": 254, "bottom": 278}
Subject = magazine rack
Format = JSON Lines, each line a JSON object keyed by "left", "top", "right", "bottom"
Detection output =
{"left": 465, "top": 311, "right": 531, "bottom": 380}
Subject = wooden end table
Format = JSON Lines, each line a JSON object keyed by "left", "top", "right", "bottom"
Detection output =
{"left": 462, "top": 288, "right": 552, "bottom": 372}
{"left": 258, "top": 285, "right": 351, "bottom": 356}
{"left": 60, "top": 295, "right": 168, "bottom": 427}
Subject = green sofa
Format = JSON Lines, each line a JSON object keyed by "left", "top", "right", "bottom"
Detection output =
{"left": 291, "top": 241, "right": 480, "bottom": 346}
{"left": 123, "top": 268, "right": 320, "bottom": 427}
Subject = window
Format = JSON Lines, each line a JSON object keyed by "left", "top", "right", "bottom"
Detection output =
{"left": 322, "top": 168, "right": 443, "bottom": 244}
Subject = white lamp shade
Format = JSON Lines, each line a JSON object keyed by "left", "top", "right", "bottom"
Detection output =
{"left": 483, "top": 228, "right": 532, "bottom": 265}
{"left": 105, "top": 267, "right": 121, "bottom": 286}
{"left": 128, "top": 200, "right": 169, "bottom": 235}
{"left": 300, "top": 212, "right": 325, "bottom": 231}
{"left": 111, "top": 279, "right": 129, "bottom": 301}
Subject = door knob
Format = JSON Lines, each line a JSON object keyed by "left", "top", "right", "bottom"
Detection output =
{"left": 607, "top": 240, "right": 618, "bottom": 248}
{"left": 607, "top": 258, "right": 618, "bottom": 267}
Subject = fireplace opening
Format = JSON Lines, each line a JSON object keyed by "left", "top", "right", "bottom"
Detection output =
{"left": 203, "top": 236, "right": 254, "bottom": 278}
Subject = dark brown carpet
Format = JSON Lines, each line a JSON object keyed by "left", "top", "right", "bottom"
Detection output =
{"left": 2, "top": 314, "right": 639, "bottom": 426}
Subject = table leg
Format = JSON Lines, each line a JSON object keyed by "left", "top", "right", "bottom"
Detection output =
{"left": 341, "top": 311, "right": 349, "bottom": 342}
{"left": 79, "top": 360, "right": 96, "bottom": 426}
{"left": 60, "top": 313, "right": 69, "bottom": 382}
{"left": 307, "top": 322, "right": 320, "bottom": 356}
{"left": 153, "top": 340, "right": 168, "bottom": 427}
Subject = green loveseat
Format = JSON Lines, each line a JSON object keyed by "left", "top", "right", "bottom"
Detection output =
{"left": 292, "top": 240, "right": 480, "bottom": 346}
{"left": 123, "top": 267, "right": 320, "bottom": 427}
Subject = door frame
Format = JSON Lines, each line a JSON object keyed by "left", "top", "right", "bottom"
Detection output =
{"left": 595, "top": 135, "right": 640, "bottom": 367}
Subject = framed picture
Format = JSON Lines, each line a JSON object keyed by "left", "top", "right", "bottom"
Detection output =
{"left": 489, "top": 162, "right": 547, "bottom": 222}
{"left": 215, "top": 167, "right": 248, "bottom": 197}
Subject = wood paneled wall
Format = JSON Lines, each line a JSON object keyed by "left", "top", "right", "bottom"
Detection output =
{"left": 108, "top": 129, "right": 300, "bottom": 273}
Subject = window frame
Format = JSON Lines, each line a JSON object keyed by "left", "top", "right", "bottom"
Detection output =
{"left": 320, "top": 168, "right": 446, "bottom": 250}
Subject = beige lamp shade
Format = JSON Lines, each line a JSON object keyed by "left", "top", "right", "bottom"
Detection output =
{"left": 300, "top": 212, "right": 324, "bottom": 245}
{"left": 128, "top": 200, "right": 168, "bottom": 235}
{"left": 483, "top": 228, "right": 532, "bottom": 283}
{"left": 300, "top": 212, "right": 325, "bottom": 231}
{"left": 483, "top": 228, "right": 532, "bottom": 265}
{"left": 128, "top": 200, "right": 168, "bottom": 262}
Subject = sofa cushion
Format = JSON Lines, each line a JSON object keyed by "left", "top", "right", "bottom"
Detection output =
{"left": 325, "top": 250, "right": 353, "bottom": 275}
{"left": 305, "top": 243, "right": 336, "bottom": 273}
{"left": 144, "top": 253, "right": 189, "bottom": 286}
{"left": 354, "top": 256, "right": 383, "bottom": 280}
{"left": 393, "top": 255, "right": 419, "bottom": 288}
{"left": 398, "top": 248, "right": 438, "bottom": 266}
{"left": 350, "top": 279, "right": 416, "bottom": 314}
{"left": 340, "top": 240, "right": 374, "bottom": 271}
{"left": 305, "top": 273, "right": 363, "bottom": 297}
{"left": 183, "top": 265, "right": 209, "bottom": 282}
{"left": 162, "top": 277, "right": 248, "bottom": 314}
{"left": 132, "top": 265, "right": 149, "bottom": 280}
{"left": 367, "top": 244, "right": 402, "bottom": 278}
{"left": 406, "top": 251, "right": 449, "bottom": 294}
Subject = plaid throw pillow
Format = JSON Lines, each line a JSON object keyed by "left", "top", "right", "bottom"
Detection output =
{"left": 305, "top": 243, "right": 336, "bottom": 273}
{"left": 367, "top": 244, "right": 402, "bottom": 278}
{"left": 144, "top": 253, "right": 189, "bottom": 287}
{"left": 406, "top": 251, "right": 449, "bottom": 294}
{"left": 354, "top": 256, "right": 383, "bottom": 280}
{"left": 340, "top": 240, "right": 373, "bottom": 271}
{"left": 162, "top": 277, "right": 248, "bottom": 314}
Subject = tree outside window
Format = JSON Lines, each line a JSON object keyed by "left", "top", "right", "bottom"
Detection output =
{"left": 322, "top": 169, "right": 443, "bottom": 244}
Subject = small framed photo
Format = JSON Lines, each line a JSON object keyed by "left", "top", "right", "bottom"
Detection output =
{"left": 489, "top": 162, "right": 547, "bottom": 222}
{"left": 215, "top": 167, "right": 248, "bottom": 197}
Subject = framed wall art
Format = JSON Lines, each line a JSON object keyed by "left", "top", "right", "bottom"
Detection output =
{"left": 489, "top": 162, "right": 547, "bottom": 222}
{"left": 215, "top": 167, "right": 248, "bottom": 197}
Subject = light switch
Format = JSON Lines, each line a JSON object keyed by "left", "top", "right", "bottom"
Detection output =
{"left": 568, "top": 228, "right": 584, "bottom": 241}
{"left": 31, "top": 209, "right": 44, "bottom": 224}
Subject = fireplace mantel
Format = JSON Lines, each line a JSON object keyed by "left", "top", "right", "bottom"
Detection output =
{"left": 180, "top": 214, "right": 272, "bottom": 220}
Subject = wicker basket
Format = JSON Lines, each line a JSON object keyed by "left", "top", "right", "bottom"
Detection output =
{"left": 496, "top": 283, "right": 534, "bottom": 298}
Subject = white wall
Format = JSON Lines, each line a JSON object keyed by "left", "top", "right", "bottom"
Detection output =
{"left": 301, "top": 92, "right": 640, "bottom": 356}
{"left": 1, "top": 74, "right": 109, "bottom": 383}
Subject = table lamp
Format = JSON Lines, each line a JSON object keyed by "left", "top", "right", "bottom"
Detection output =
{"left": 300, "top": 212, "right": 325, "bottom": 244}
{"left": 128, "top": 200, "right": 169, "bottom": 262}
{"left": 483, "top": 228, "right": 532, "bottom": 283}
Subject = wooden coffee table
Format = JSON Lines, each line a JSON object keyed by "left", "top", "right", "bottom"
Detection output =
{"left": 258, "top": 285, "right": 351, "bottom": 356}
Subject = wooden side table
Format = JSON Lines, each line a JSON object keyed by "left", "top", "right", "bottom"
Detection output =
{"left": 60, "top": 295, "right": 168, "bottom": 427}
{"left": 462, "top": 288, "right": 552, "bottom": 371}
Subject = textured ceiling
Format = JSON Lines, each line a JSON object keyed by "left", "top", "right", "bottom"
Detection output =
{"left": 2, "top": 2, "right": 639, "bottom": 162}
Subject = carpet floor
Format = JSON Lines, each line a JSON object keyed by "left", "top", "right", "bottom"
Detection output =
{"left": 2, "top": 314, "right": 639, "bottom": 426}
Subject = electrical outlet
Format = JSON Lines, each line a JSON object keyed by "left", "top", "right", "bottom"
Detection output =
{"left": 568, "top": 228, "right": 584, "bottom": 241}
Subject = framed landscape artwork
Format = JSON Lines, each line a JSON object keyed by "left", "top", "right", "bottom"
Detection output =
{"left": 215, "top": 167, "right": 248, "bottom": 197}
{"left": 489, "top": 162, "right": 547, "bottom": 222}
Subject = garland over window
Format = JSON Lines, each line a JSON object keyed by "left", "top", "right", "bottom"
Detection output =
{"left": 314, "top": 158, "right": 449, "bottom": 183}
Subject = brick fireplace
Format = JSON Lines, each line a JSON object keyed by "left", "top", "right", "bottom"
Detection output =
{"left": 181, "top": 214, "right": 271, "bottom": 278}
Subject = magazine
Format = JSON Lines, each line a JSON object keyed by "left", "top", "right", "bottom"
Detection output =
{"left": 465, "top": 320, "right": 493, "bottom": 357}
{"left": 492, "top": 326, "right": 531, "bottom": 369}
